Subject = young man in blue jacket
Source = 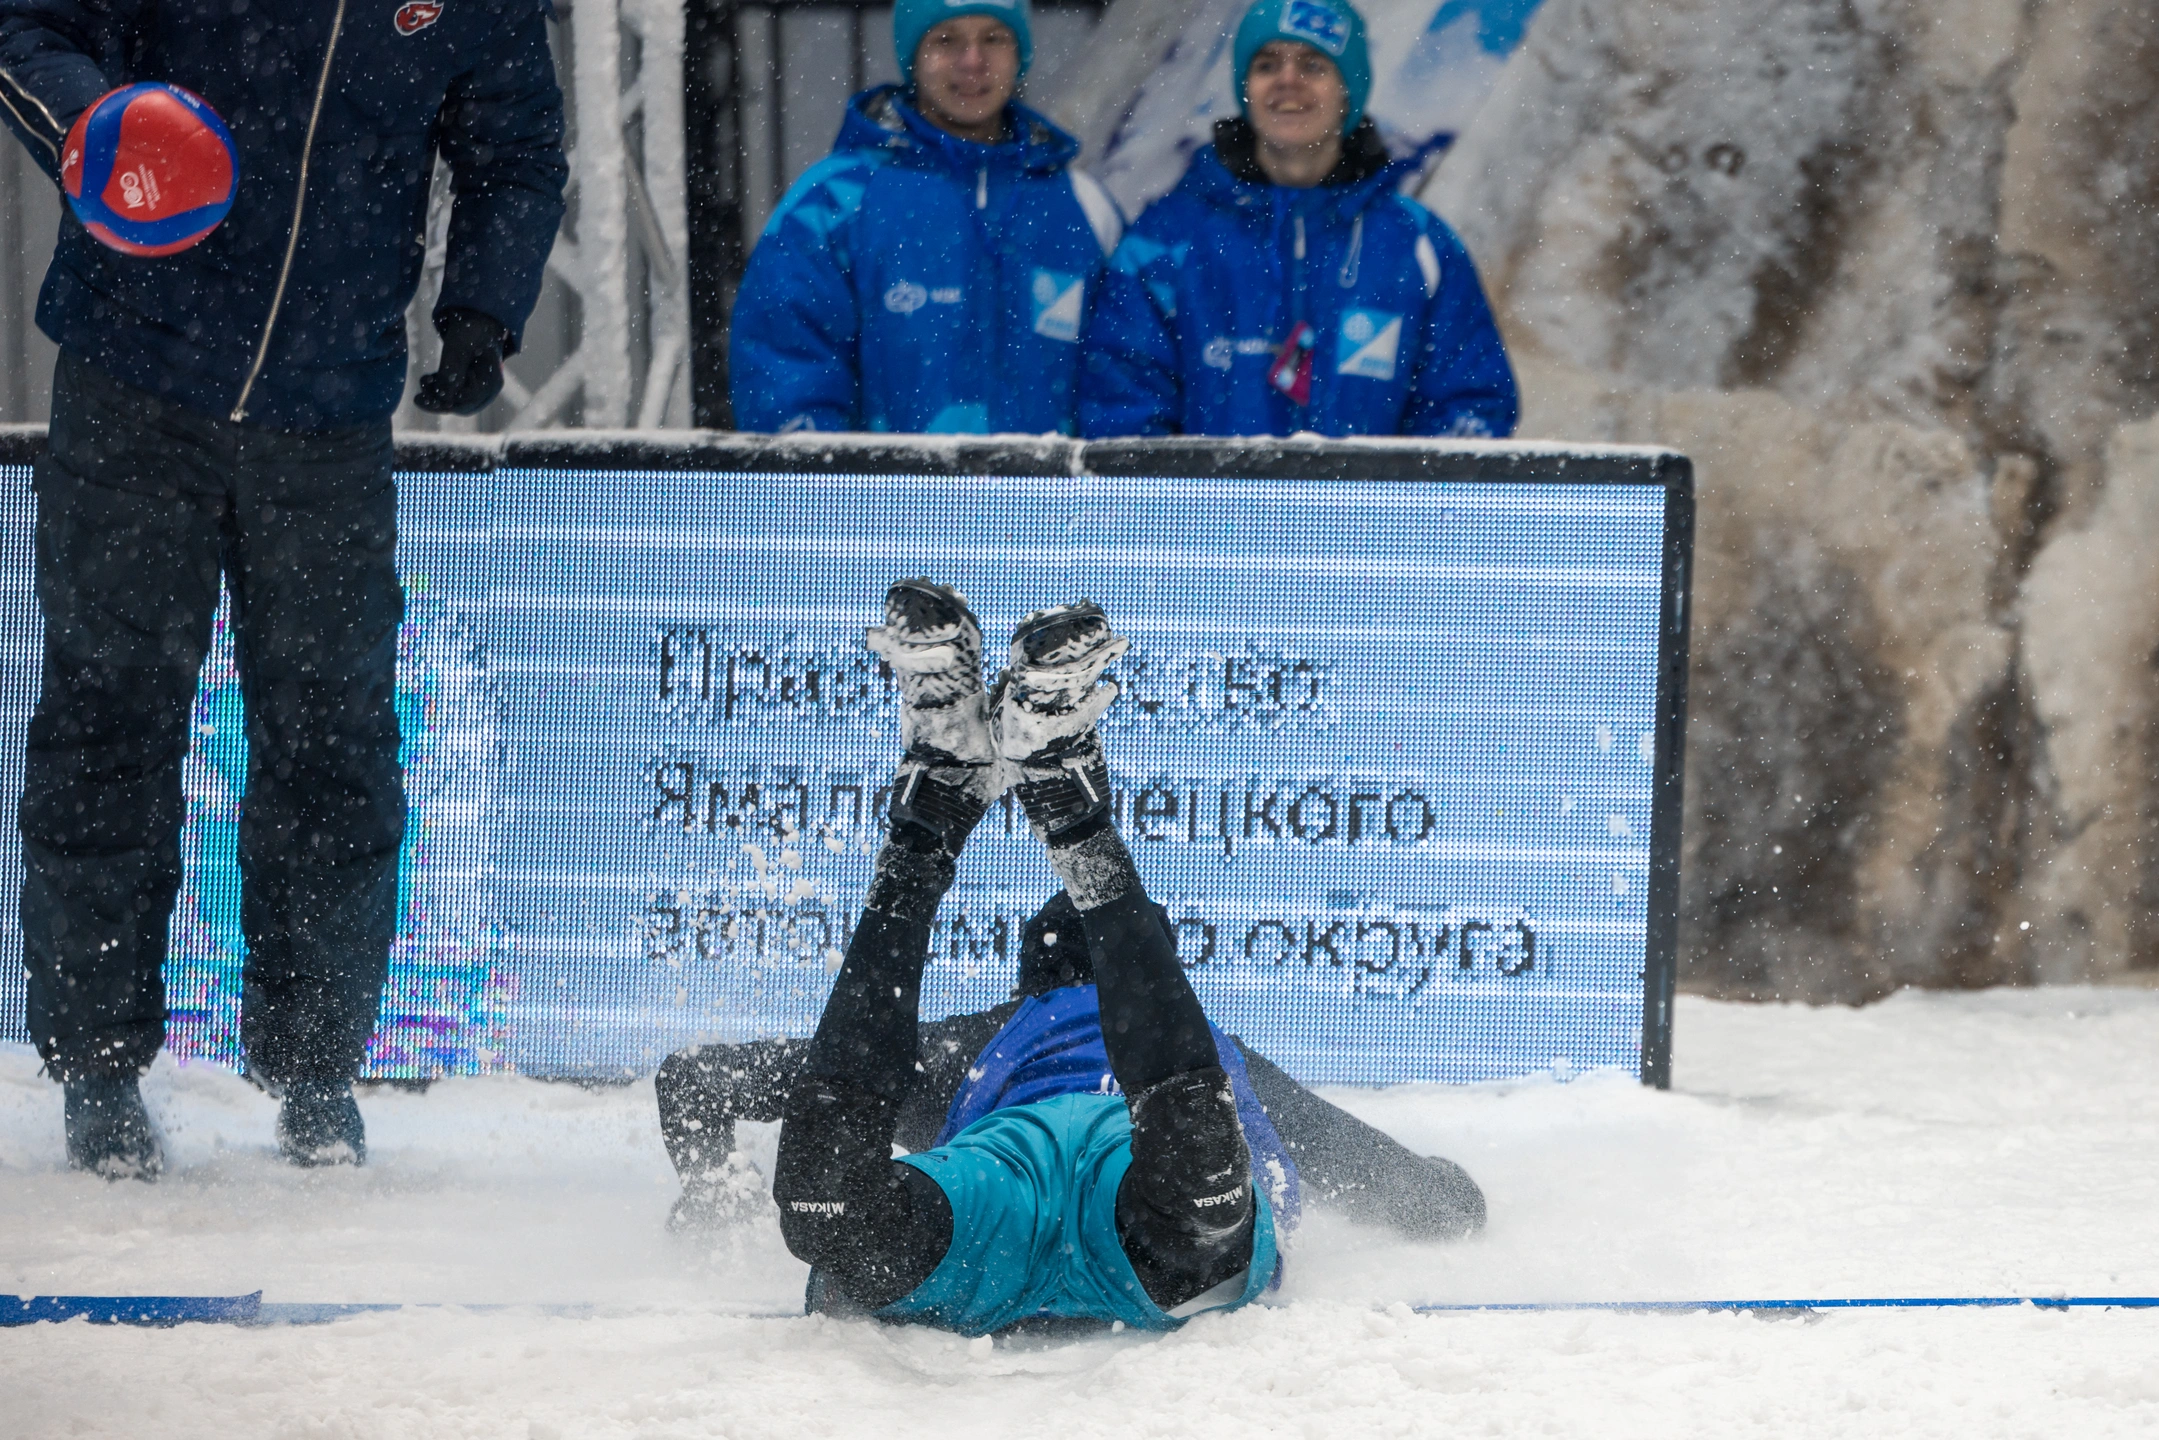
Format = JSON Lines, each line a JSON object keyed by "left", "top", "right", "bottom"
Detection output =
{"left": 0, "top": 0, "right": 566, "bottom": 1176}
{"left": 1079, "top": 0, "right": 1518, "bottom": 439}
{"left": 728, "top": 0, "right": 1123, "bottom": 434}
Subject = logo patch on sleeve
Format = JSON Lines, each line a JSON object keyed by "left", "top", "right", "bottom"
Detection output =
{"left": 1281, "top": 0, "right": 1350, "bottom": 56}
{"left": 394, "top": 1, "right": 444, "bottom": 35}
{"left": 1030, "top": 269, "right": 1084, "bottom": 343}
{"left": 1335, "top": 308, "right": 1402, "bottom": 381}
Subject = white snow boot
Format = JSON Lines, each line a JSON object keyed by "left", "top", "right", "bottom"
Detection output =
{"left": 994, "top": 600, "right": 1130, "bottom": 845}
{"left": 865, "top": 578, "right": 1001, "bottom": 854}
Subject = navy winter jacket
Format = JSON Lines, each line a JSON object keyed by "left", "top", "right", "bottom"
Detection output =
{"left": 1079, "top": 128, "right": 1517, "bottom": 439}
{"left": 0, "top": 0, "right": 566, "bottom": 430}
{"left": 729, "top": 85, "right": 1123, "bottom": 435}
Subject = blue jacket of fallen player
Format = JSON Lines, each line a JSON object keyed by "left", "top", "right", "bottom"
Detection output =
{"left": 727, "top": 82, "right": 1123, "bottom": 435}
{"left": 1078, "top": 0, "right": 1518, "bottom": 440}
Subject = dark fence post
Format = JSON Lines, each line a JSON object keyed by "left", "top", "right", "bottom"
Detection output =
{"left": 685, "top": 0, "right": 744, "bottom": 429}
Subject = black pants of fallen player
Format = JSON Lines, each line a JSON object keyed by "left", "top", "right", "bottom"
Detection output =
{"left": 20, "top": 353, "right": 405, "bottom": 1085}
{"left": 766, "top": 839, "right": 1261, "bottom": 1317}
{"left": 660, "top": 903, "right": 1489, "bottom": 1243}
{"left": 660, "top": 889, "right": 1485, "bottom": 1243}
{"left": 665, "top": 1026, "right": 1487, "bottom": 1238}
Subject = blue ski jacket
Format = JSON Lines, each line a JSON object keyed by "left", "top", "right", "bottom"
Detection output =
{"left": 1078, "top": 138, "right": 1518, "bottom": 439}
{"left": 935, "top": 983, "right": 1303, "bottom": 1227}
{"left": 0, "top": 0, "right": 566, "bottom": 430}
{"left": 729, "top": 85, "right": 1124, "bottom": 435}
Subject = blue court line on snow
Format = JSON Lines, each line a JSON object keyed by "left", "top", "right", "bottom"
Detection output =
{"left": 6, "top": 1294, "right": 2158, "bottom": 1328}
{"left": 1409, "top": 1297, "right": 2159, "bottom": 1314}
{"left": 4, "top": 1293, "right": 265, "bottom": 1326}
{"left": 0, "top": 1294, "right": 621, "bottom": 1327}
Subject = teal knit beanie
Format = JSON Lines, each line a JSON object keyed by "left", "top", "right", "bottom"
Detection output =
{"left": 1233, "top": 0, "right": 1372, "bottom": 134}
{"left": 895, "top": 0, "right": 1034, "bottom": 90}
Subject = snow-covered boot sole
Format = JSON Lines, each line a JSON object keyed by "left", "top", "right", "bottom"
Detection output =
{"left": 996, "top": 601, "right": 1130, "bottom": 843}
{"left": 994, "top": 601, "right": 1131, "bottom": 763}
{"left": 864, "top": 578, "right": 994, "bottom": 765}
{"left": 866, "top": 578, "right": 1002, "bottom": 851}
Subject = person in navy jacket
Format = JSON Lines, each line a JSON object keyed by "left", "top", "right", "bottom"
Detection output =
{"left": 1079, "top": 0, "right": 1517, "bottom": 439}
{"left": 728, "top": 0, "right": 1123, "bottom": 434}
{"left": 0, "top": 0, "right": 565, "bottom": 1176}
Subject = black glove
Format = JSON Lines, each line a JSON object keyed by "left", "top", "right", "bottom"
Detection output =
{"left": 415, "top": 309, "right": 508, "bottom": 416}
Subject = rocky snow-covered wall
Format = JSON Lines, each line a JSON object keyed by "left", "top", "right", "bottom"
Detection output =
{"left": 1420, "top": 0, "right": 2159, "bottom": 996}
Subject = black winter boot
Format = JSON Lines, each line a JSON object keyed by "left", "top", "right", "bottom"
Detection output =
{"left": 63, "top": 1075, "right": 163, "bottom": 1181}
{"left": 277, "top": 1080, "right": 367, "bottom": 1167}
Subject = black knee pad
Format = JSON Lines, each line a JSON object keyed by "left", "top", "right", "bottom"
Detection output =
{"left": 1123, "top": 1066, "right": 1253, "bottom": 1234}
{"left": 773, "top": 1078, "right": 898, "bottom": 1257}
{"left": 1118, "top": 1066, "right": 1258, "bottom": 1309}
{"left": 774, "top": 1077, "right": 950, "bottom": 1309}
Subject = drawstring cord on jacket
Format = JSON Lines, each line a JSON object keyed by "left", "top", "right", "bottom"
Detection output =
{"left": 1338, "top": 214, "right": 1363, "bottom": 289}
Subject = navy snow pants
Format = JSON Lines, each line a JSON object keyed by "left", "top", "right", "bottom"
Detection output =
{"left": 20, "top": 352, "right": 405, "bottom": 1084}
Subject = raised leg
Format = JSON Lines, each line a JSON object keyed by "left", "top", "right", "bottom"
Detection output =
{"left": 997, "top": 601, "right": 1259, "bottom": 1309}
{"left": 771, "top": 580, "right": 1000, "bottom": 1306}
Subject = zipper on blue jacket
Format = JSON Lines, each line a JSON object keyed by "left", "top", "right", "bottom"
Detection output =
{"left": 1290, "top": 208, "right": 1308, "bottom": 327}
{"left": 1338, "top": 214, "right": 1363, "bottom": 289}
{"left": 231, "top": 0, "right": 349, "bottom": 423}
{"left": 968, "top": 160, "right": 1010, "bottom": 427}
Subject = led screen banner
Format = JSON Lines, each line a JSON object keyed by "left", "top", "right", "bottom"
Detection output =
{"left": 0, "top": 431, "right": 1692, "bottom": 1087}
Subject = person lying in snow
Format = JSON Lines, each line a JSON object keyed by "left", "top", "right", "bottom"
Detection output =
{"left": 655, "top": 580, "right": 1484, "bottom": 1334}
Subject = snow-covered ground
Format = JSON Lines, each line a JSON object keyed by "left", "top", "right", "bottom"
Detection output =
{"left": 3, "top": 987, "right": 2156, "bottom": 1437}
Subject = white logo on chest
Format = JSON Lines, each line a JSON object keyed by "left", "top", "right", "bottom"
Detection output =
{"left": 1029, "top": 269, "right": 1084, "bottom": 343}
